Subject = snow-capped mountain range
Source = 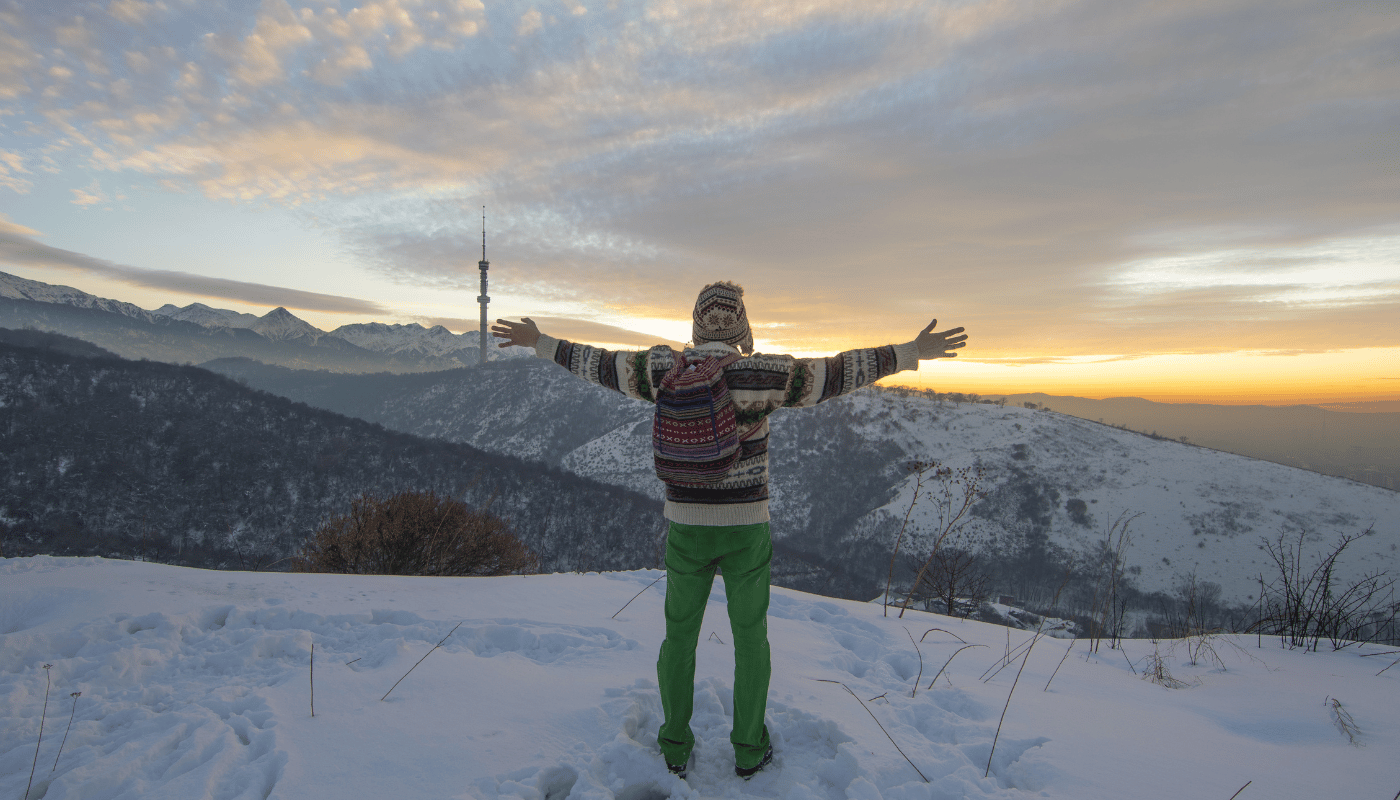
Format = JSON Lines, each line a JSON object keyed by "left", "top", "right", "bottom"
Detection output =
{"left": 0, "top": 269, "right": 158, "bottom": 322}
{"left": 151, "top": 301, "right": 262, "bottom": 329}
{"left": 0, "top": 270, "right": 522, "bottom": 370}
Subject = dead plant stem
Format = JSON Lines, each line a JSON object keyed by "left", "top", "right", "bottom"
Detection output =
{"left": 1044, "top": 639, "right": 1076, "bottom": 692}
{"left": 612, "top": 575, "right": 665, "bottom": 619}
{"left": 918, "top": 628, "right": 968, "bottom": 645}
{"left": 52, "top": 692, "right": 80, "bottom": 773}
{"left": 986, "top": 631, "right": 1040, "bottom": 778}
{"left": 25, "top": 664, "right": 53, "bottom": 800}
{"left": 815, "top": 680, "right": 928, "bottom": 782}
{"left": 382, "top": 621, "right": 464, "bottom": 701}
{"left": 904, "top": 628, "right": 923, "bottom": 697}
{"left": 928, "top": 644, "right": 986, "bottom": 690}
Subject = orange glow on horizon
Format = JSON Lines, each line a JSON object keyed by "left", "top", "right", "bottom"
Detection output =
{"left": 882, "top": 347, "right": 1400, "bottom": 406}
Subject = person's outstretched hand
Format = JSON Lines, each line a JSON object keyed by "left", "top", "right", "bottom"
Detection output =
{"left": 914, "top": 319, "right": 967, "bottom": 359}
{"left": 490, "top": 317, "right": 542, "bottom": 349}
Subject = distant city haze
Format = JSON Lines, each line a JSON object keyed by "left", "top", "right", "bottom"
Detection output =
{"left": 0, "top": 2, "right": 1396, "bottom": 407}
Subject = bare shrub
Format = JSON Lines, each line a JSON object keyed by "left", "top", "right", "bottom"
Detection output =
{"left": 293, "top": 490, "right": 538, "bottom": 576}
{"left": 1256, "top": 528, "right": 1395, "bottom": 651}
{"left": 1163, "top": 571, "right": 1230, "bottom": 668}
{"left": 1087, "top": 511, "right": 1139, "bottom": 654}
{"left": 1143, "top": 644, "right": 1189, "bottom": 689}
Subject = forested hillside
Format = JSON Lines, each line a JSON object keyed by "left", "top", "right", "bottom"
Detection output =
{"left": 0, "top": 331, "right": 664, "bottom": 572}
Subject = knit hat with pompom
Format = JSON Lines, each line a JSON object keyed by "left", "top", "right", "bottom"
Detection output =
{"left": 692, "top": 281, "right": 753, "bottom": 355}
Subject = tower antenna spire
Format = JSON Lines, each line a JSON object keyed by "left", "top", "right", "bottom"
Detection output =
{"left": 477, "top": 206, "right": 491, "bottom": 365}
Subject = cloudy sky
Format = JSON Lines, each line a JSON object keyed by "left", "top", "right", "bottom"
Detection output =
{"left": 1, "top": 0, "right": 1397, "bottom": 404}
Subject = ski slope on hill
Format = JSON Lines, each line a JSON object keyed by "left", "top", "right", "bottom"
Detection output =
{"left": 3, "top": 557, "right": 1395, "bottom": 799}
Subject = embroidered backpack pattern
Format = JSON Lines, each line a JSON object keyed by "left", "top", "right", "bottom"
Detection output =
{"left": 653, "top": 349, "right": 744, "bottom": 487}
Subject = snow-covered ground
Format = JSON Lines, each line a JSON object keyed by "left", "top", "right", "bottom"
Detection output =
{"left": 3, "top": 556, "right": 1395, "bottom": 800}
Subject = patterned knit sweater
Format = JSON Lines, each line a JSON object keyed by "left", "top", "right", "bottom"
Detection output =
{"left": 535, "top": 334, "right": 921, "bottom": 526}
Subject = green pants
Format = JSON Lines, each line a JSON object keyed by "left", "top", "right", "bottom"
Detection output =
{"left": 657, "top": 520, "right": 772, "bottom": 770}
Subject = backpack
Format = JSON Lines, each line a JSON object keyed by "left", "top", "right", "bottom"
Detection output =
{"left": 653, "top": 349, "right": 744, "bottom": 487}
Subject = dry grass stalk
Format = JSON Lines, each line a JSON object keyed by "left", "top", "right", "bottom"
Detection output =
{"left": 1227, "top": 780, "right": 1252, "bottom": 799}
{"left": 918, "top": 627, "right": 968, "bottom": 645}
{"left": 25, "top": 664, "right": 53, "bottom": 800}
{"left": 984, "top": 566, "right": 1075, "bottom": 776}
{"left": 1043, "top": 639, "right": 1076, "bottom": 692}
{"left": 928, "top": 644, "right": 986, "bottom": 690}
{"left": 815, "top": 679, "right": 928, "bottom": 783}
{"left": 981, "top": 635, "right": 1037, "bottom": 683}
{"left": 612, "top": 574, "right": 665, "bottom": 619}
{"left": 309, "top": 642, "right": 315, "bottom": 718}
{"left": 985, "top": 631, "right": 1040, "bottom": 778}
{"left": 382, "top": 621, "right": 465, "bottom": 701}
{"left": 1327, "top": 697, "right": 1361, "bottom": 746}
{"left": 1378, "top": 657, "right": 1400, "bottom": 677}
{"left": 885, "top": 462, "right": 935, "bottom": 617}
{"left": 52, "top": 692, "right": 81, "bottom": 773}
{"left": 904, "top": 628, "right": 923, "bottom": 697}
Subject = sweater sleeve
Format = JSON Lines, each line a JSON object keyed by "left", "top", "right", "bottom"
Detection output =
{"left": 782, "top": 340, "right": 920, "bottom": 409}
{"left": 534, "top": 334, "right": 673, "bottom": 403}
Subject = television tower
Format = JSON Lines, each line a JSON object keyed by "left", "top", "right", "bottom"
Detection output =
{"left": 477, "top": 207, "right": 489, "bottom": 365}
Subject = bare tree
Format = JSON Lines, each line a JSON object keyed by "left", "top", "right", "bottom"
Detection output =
{"left": 906, "top": 543, "right": 992, "bottom": 617}
{"left": 898, "top": 464, "right": 987, "bottom": 618}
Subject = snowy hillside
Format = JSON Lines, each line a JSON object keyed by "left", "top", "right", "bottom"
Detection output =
{"left": 783, "top": 392, "right": 1400, "bottom": 603}
{"left": 213, "top": 355, "right": 1398, "bottom": 607}
{"left": 2, "top": 557, "right": 1395, "bottom": 799}
{"left": 549, "top": 391, "right": 1400, "bottom": 604}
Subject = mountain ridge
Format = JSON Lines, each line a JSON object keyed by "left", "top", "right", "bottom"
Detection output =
{"left": 0, "top": 270, "right": 511, "bottom": 372}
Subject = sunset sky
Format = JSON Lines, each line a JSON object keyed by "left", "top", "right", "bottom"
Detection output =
{"left": 1, "top": 0, "right": 1396, "bottom": 405}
